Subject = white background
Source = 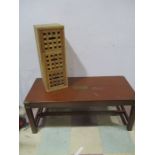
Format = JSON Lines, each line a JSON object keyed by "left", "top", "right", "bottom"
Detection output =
{"left": 19, "top": 0, "right": 135, "bottom": 106}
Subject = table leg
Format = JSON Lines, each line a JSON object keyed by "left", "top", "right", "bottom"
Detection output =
{"left": 127, "top": 105, "right": 135, "bottom": 131}
{"left": 24, "top": 104, "right": 38, "bottom": 133}
{"left": 116, "top": 105, "right": 127, "bottom": 125}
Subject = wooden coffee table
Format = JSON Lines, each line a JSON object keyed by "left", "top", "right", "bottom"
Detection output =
{"left": 24, "top": 76, "right": 135, "bottom": 133}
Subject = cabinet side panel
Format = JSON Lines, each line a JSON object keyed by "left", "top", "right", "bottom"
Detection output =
{"left": 34, "top": 27, "right": 48, "bottom": 91}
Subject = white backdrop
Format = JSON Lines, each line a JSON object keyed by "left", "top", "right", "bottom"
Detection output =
{"left": 19, "top": 0, "right": 135, "bottom": 106}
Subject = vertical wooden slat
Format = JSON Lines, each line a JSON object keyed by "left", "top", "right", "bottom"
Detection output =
{"left": 24, "top": 104, "right": 37, "bottom": 133}
{"left": 116, "top": 105, "right": 128, "bottom": 125}
{"left": 35, "top": 107, "right": 44, "bottom": 126}
{"left": 127, "top": 105, "right": 135, "bottom": 131}
{"left": 120, "top": 105, "right": 129, "bottom": 122}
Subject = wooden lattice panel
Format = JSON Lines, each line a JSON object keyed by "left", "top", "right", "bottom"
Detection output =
{"left": 34, "top": 24, "right": 68, "bottom": 92}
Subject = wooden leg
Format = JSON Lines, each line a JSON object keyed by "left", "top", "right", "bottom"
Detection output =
{"left": 116, "top": 105, "right": 127, "bottom": 125}
{"left": 127, "top": 105, "right": 135, "bottom": 131}
{"left": 24, "top": 104, "right": 38, "bottom": 133}
{"left": 35, "top": 107, "right": 44, "bottom": 127}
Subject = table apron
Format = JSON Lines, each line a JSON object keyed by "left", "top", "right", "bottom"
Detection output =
{"left": 25, "top": 100, "right": 135, "bottom": 108}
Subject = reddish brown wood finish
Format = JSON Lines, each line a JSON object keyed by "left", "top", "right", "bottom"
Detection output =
{"left": 24, "top": 76, "right": 135, "bottom": 133}
{"left": 25, "top": 76, "right": 134, "bottom": 104}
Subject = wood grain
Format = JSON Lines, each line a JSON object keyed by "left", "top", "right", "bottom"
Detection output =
{"left": 25, "top": 76, "right": 135, "bottom": 105}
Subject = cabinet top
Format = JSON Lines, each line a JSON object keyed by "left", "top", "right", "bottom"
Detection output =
{"left": 34, "top": 23, "right": 64, "bottom": 29}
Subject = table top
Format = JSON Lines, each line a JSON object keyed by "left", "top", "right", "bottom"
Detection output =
{"left": 24, "top": 76, "right": 135, "bottom": 105}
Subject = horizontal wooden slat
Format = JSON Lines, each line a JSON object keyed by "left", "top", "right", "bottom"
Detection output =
{"left": 37, "top": 110, "right": 125, "bottom": 117}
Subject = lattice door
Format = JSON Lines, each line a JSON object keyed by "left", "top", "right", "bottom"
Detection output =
{"left": 34, "top": 24, "right": 68, "bottom": 92}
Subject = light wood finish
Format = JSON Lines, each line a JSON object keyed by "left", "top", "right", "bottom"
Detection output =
{"left": 34, "top": 24, "right": 68, "bottom": 92}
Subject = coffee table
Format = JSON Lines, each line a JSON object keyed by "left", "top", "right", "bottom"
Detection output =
{"left": 24, "top": 76, "right": 135, "bottom": 133}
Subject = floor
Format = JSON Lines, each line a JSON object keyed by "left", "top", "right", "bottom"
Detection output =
{"left": 19, "top": 107, "right": 135, "bottom": 155}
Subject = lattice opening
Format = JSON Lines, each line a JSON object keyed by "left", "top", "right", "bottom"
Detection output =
{"left": 48, "top": 71, "right": 65, "bottom": 87}
{"left": 44, "top": 52, "right": 63, "bottom": 71}
{"left": 41, "top": 30, "right": 62, "bottom": 52}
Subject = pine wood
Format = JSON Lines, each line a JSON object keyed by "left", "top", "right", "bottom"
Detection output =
{"left": 34, "top": 24, "right": 68, "bottom": 92}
